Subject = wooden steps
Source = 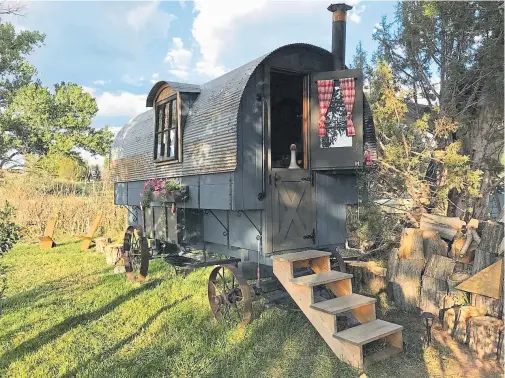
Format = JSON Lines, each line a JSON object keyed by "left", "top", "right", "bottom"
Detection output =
{"left": 333, "top": 319, "right": 403, "bottom": 345}
{"left": 311, "top": 293, "right": 376, "bottom": 315}
{"left": 290, "top": 271, "right": 352, "bottom": 286}
{"left": 272, "top": 250, "right": 331, "bottom": 262}
{"left": 272, "top": 249, "right": 403, "bottom": 369}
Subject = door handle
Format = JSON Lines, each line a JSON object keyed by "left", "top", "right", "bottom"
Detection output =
{"left": 274, "top": 173, "right": 281, "bottom": 188}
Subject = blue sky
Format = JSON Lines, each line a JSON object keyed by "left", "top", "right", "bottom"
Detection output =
{"left": 6, "top": 0, "right": 398, "bottom": 165}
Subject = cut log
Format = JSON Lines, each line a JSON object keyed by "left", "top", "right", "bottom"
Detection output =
{"left": 420, "top": 213, "right": 465, "bottom": 241}
{"left": 470, "top": 293, "right": 503, "bottom": 319}
{"left": 399, "top": 228, "right": 425, "bottom": 260}
{"left": 473, "top": 251, "right": 498, "bottom": 275}
{"left": 391, "top": 259, "right": 424, "bottom": 313}
{"left": 454, "top": 262, "right": 473, "bottom": 274}
{"left": 455, "top": 306, "right": 488, "bottom": 343}
{"left": 457, "top": 259, "right": 504, "bottom": 300}
{"left": 423, "top": 230, "right": 448, "bottom": 260}
{"left": 450, "top": 236, "right": 466, "bottom": 259}
{"left": 95, "top": 237, "right": 108, "bottom": 254}
{"left": 345, "top": 261, "right": 387, "bottom": 295}
{"left": 468, "top": 316, "right": 504, "bottom": 360}
{"left": 420, "top": 276, "right": 448, "bottom": 316}
{"left": 438, "top": 291, "right": 469, "bottom": 311}
{"left": 386, "top": 248, "right": 399, "bottom": 299}
{"left": 473, "top": 221, "right": 504, "bottom": 274}
{"left": 424, "top": 255, "right": 456, "bottom": 280}
{"left": 447, "top": 273, "right": 471, "bottom": 291}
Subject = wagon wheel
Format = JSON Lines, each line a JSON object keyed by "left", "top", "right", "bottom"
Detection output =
{"left": 208, "top": 264, "right": 252, "bottom": 328}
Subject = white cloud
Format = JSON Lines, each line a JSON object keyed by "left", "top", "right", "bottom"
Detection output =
{"left": 77, "top": 148, "right": 105, "bottom": 167}
{"left": 348, "top": 5, "right": 366, "bottom": 24}
{"left": 122, "top": 74, "right": 146, "bottom": 86}
{"left": 373, "top": 23, "right": 383, "bottom": 32}
{"left": 151, "top": 72, "right": 160, "bottom": 84}
{"left": 192, "top": 0, "right": 268, "bottom": 77}
{"left": 164, "top": 37, "right": 193, "bottom": 80}
{"left": 82, "top": 86, "right": 96, "bottom": 95}
{"left": 93, "top": 79, "right": 110, "bottom": 86}
{"left": 125, "top": 1, "right": 176, "bottom": 36}
{"left": 109, "top": 126, "right": 123, "bottom": 136}
{"left": 95, "top": 91, "right": 147, "bottom": 117}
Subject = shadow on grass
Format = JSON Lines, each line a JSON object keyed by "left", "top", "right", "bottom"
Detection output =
{"left": 0, "top": 279, "right": 163, "bottom": 371}
{"left": 61, "top": 294, "right": 192, "bottom": 378}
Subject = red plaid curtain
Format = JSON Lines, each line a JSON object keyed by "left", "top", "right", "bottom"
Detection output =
{"left": 339, "top": 78, "right": 356, "bottom": 136}
{"left": 317, "top": 80, "right": 334, "bottom": 137}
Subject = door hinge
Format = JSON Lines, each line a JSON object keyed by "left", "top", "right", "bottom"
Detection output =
{"left": 303, "top": 228, "right": 316, "bottom": 245}
{"left": 301, "top": 171, "right": 315, "bottom": 186}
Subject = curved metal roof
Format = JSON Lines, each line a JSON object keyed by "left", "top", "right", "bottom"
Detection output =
{"left": 111, "top": 43, "right": 377, "bottom": 180}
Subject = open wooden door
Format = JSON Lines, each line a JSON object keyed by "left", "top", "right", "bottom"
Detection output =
{"left": 309, "top": 68, "right": 364, "bottom": 170}
{"left": 270, "top": 169, "right": 315, "bottom": 251}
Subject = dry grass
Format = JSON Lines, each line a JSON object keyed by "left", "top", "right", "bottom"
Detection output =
{"left": 0, "top": 171, "right": 126, "bottom": 242}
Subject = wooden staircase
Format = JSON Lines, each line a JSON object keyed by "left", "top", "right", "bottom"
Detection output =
{"left": 272, "top": 250, "right": 403, "bottom": 369}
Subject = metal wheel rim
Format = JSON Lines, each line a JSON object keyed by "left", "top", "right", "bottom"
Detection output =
{"left": 208, "top": 264, "right": 252, "bottom": 328}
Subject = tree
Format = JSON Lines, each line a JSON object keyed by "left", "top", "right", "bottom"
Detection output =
{"left": 3, "top": 82, "right": 113, "bottom": 167}
{"left": 372, "top": 1, "right": 504, "bottom": 219}
{"left": 0, "top": 11, "right": 113, "bottom": 168}
{"left": 0, "top": 16, "right": 45, "bottom": 167}
{"left": 364, "top": 61, "right": 482, "bottom": 222}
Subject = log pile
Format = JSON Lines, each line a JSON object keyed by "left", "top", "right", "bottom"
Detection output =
{"left": 344, "top": 261, "right": 387, "bottom": 294}
{"left": 386, "top": 215, "right": 504, "bottom": 361}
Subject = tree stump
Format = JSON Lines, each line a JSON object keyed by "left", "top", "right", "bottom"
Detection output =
{"left": 473, "top": 221, "right": 504, "bottom": 275}
{"left": 471, "top": 293, "right": 503, "bottom": 319}
{"left": 438, "top": 291, "right": 468, "bottom": 312}
{"left": 105, "top": 244, "right": 122, "bottom": 266}
{"left": 391, "top": 259, "right": 424, "bottom": 312}
{"left": 424, "top": 255, "right": 456, "bottom": 280}
{"left": 387, "top": 248, "right": 399, "bottom": 299}
{"left": 95, "top": 237, "right": 108, "bottom": 254}
{"left": 345, "top": 261, "right": 386, "bottom": 295}
{"left": 399, "top": 228, "right": 425, "bottom": 260}
{"left": 454, "top": 262, "right": 473, "bottom": 274}
{"left": 468, "top": 316, "right": 504, "bottom": 360}
{"left": 423, "top": 230, "right": 448, "bottom": 260}
{"left": 420, "top": 276, "right": 448, "bottom": 316}
{"left": 444, "top": 306, "right": 487, "bottom": 343}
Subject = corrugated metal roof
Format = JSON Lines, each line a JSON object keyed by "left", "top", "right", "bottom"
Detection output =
{"left": 111, "top": 43, "right": 378, "bottom": 178}
{"left": 111, "top": 110, "right": 153, "bottom": 161}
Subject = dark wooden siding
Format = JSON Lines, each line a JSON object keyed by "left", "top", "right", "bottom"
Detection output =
{"left": 315, "top": 173, "right": 358, "bottom": 246}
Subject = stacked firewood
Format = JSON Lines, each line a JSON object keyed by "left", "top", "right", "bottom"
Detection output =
{"left": 387, "top": 214, "right": 504, "bottom": 360}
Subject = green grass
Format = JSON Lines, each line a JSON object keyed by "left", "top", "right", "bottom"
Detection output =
{"left": 0, "top": 242, "right": 501, "bottom": 378}
{"left": 0, "top": 242, "right": 358, "bottom": 378}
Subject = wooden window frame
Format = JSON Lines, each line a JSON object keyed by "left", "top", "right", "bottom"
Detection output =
{"left": 154, "top": 94, "right": 179, "bottom": 163}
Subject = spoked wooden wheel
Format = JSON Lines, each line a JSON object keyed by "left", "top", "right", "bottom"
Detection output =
{"left": 208, "top": 264, "right": 252, "bottom": 328}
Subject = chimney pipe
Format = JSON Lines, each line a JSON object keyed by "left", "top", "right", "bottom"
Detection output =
{"left": 328, "top": 3, "right": 352, "bottom": 70}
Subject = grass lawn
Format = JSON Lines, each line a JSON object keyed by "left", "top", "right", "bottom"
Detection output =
{"left": 0, "top": 242, "right": 502, "bottom": 378}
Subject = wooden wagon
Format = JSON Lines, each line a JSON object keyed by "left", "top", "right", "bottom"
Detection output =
{"left": 111, "top": 3, "right": 403, "bottom": 368}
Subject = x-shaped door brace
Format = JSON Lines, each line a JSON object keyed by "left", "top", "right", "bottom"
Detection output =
{"left": 275, "top": 183, "right": 308, "bottom": 242}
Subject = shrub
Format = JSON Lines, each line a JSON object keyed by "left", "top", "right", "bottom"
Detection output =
{"left": 0, "top": 201, "right": 21, "bottom": 255}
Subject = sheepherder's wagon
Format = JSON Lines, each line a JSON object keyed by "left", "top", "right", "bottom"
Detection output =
{"left": 110, "top": 3, "right": 403, "bottom": 368}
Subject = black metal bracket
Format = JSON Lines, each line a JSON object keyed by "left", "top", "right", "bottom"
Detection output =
{"left": 301, "top": 171, "right": 315, "bottom": 186}
{"left": 237, "top": 210, "right": 262, "bottom": 240}
{"left": 303, "top": 228, "right": 316, "bottom": 245}
{"left": 204, "top": 209, "right": 229, "bottom": 236}
{"left": 119, "top": 205, "right": 141, "bottom": 223}
{"left": 257, "top": 191, "right": 266, "bottom": 201}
